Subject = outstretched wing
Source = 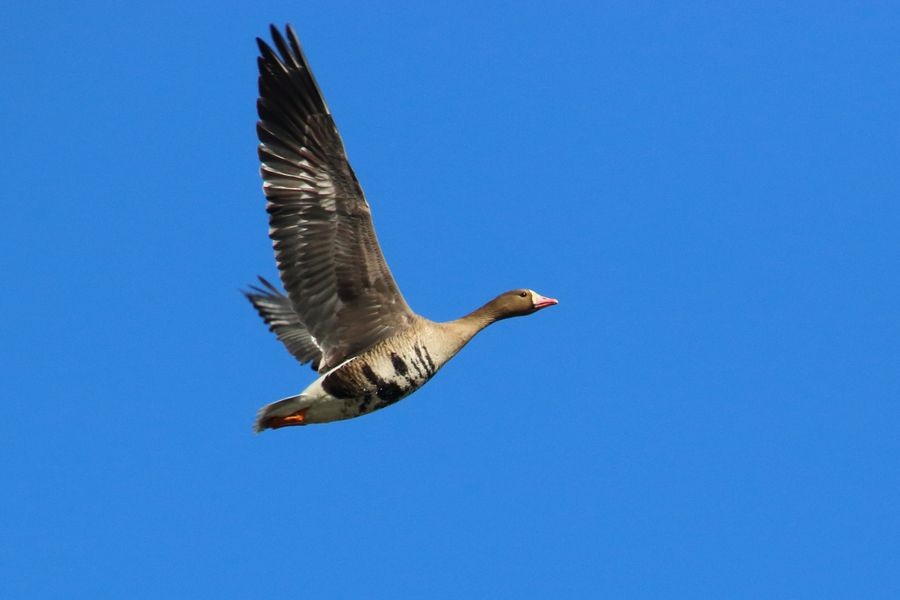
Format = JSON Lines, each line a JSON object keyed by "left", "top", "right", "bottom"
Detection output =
{"left": 244, "top": 276, "right": 322, "bottom": 370}
{"left": 257, "top": 24, "right": 416, "bottom": 371}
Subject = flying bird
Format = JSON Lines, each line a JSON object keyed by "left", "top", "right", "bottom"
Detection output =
{"left": 245, "top": 25, "right": 557, "bottom": 432}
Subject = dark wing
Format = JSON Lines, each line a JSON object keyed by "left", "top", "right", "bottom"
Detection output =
{"left": 257, "top": 24, "right": 416, "bottom": 371}
{"left": 244, "top": 276, "right": 322, "bottom": 370}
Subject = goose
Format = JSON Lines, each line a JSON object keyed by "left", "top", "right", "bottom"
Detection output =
{"left": 245, "top": 25, "right": 557, "bottom": 432}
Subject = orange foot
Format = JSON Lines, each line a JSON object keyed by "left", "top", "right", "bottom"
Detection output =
{"left": 264, "top": 409, "right": 308, "bottom": 430}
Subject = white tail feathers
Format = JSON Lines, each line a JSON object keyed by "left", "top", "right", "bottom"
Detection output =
{"left": 253, "top": 394, "right": 311, "bottom": 433}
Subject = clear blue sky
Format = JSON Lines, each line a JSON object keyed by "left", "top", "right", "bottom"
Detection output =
{"left": 2, "top": 2, "right": 898, "bottom": 598}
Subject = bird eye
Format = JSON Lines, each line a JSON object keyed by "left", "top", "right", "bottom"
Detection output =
{"left": 519, "top": 292, "right": 527, "bottom": 298}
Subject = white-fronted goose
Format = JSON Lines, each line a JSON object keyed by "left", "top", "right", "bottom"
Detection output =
{"left": 245, "top": 25, "right": 557, "bottom": 432}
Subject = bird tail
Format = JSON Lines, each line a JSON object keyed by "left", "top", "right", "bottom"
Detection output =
{"left": 254, "top": 394, "right": 312, "bottom": 433}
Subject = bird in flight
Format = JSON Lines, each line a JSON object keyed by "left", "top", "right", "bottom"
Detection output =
{"left": 245, "top": 25, "right": 557, "bottom": 432}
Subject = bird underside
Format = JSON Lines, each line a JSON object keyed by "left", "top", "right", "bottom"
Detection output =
{"left": 254, "top": 334, "right": 447, "bottom": 432}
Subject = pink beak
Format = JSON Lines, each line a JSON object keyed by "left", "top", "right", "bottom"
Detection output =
{"left": 532, "top": 293, "right": 559, "bottom": 310}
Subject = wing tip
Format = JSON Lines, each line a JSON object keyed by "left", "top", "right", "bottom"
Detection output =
{"left": 256, "top": 22, "right": 330, "bottom": 116}
{"left": 241, "top": 275, "right": 283, "bottom": 297}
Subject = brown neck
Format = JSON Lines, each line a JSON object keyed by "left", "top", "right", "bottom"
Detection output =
{"left": 438, "top": 295, "right": 523, "bottom": 358}
{"left": 453, "top": 298, "right": 505, "bottom": 334}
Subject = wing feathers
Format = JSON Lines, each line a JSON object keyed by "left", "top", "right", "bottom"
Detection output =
{"left": 244, "top": 277, "right": 322, "bottom": 370}
{"left": 255, "top": 24, "right": 416, "bottom": 371}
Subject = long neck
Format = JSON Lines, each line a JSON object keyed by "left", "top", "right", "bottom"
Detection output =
{"left": 430, "top": 298, "right": 509, "bottom": 362}
{"left": 448, "top": 299, "right": 504, "bottom": 338}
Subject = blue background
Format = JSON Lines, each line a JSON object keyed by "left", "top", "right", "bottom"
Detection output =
{"left": 3, "top": 2, "right": 898, "bottom": 598}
